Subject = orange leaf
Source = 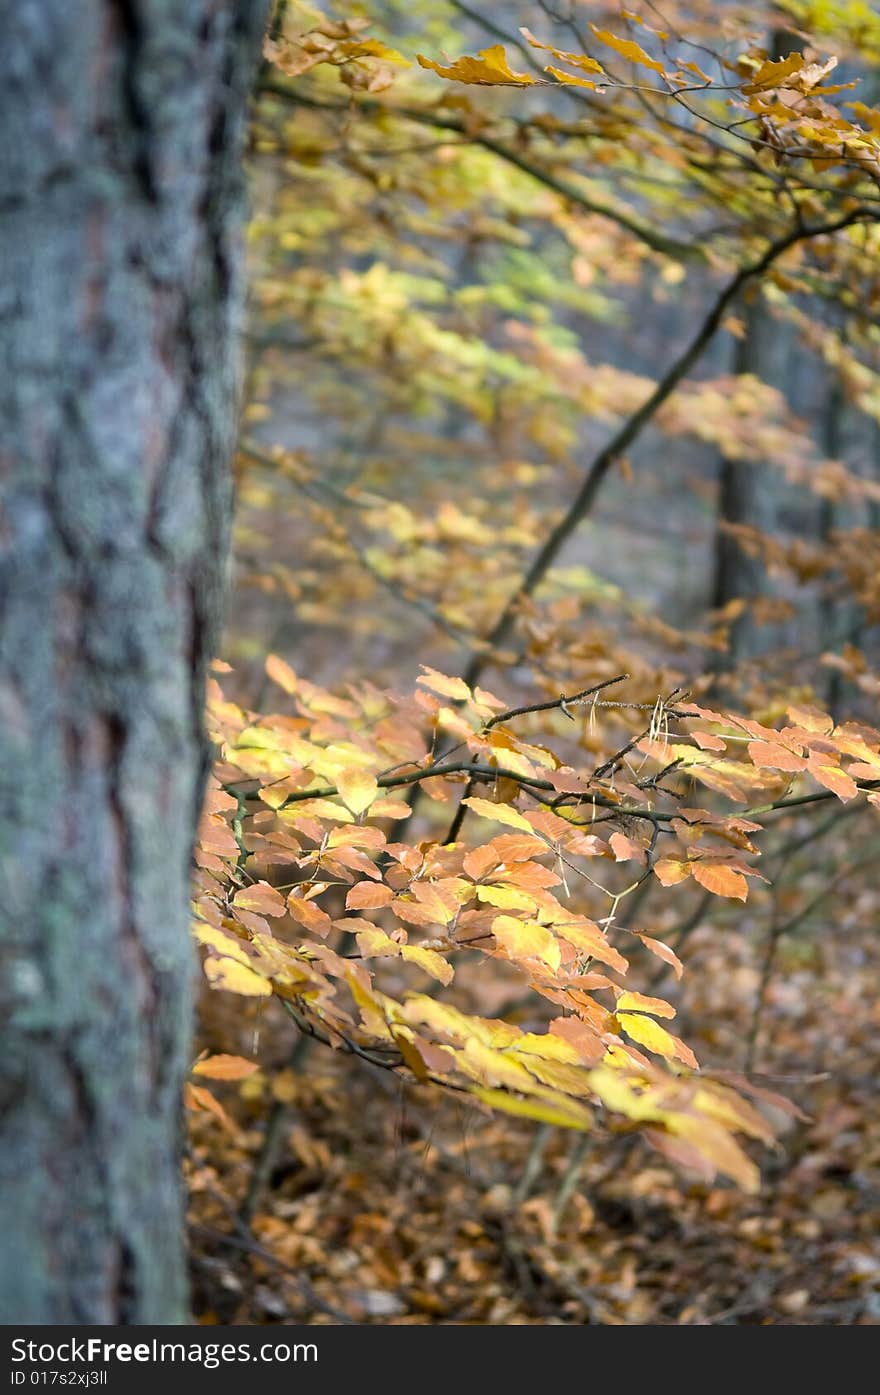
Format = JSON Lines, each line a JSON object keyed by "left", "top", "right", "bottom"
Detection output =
{"left": 192, "top": 1054, "right": 259, "bottom": 1081}
{"left": 692, "top": 863, "right": 748, "bottom": 901}
{"left": 232, "top": 882, "right": 288, "bottom": 918}
{"left": 345, "top": 882, "right": 394, "bottom": 911}
{"left": 264, "top": 653, "right": 299, "bottom": 694}
{"left": 287, "top": 894, "right": 333, "bottom": 937}
{"left": 610, "top": 832, "right": 645, "bottom": 863}
{"left": 653, "top": 858, "right": 691, "bottom": 887}
{"left": 747, "top": 740, "right": 804, "bottom": 773}
{"left": 632, "top": 933, "right": 684, "bottom": 980}
{"left": 806, "top": 760, "right": 857, "bottom": 801}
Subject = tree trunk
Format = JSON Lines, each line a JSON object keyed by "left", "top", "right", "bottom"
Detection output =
{"left": 710, "top": 30, "right": 795, "bottom": 677}
{"left": 0, "top": 0, "right": 268, "bottom": 1323}
{"left": 710, "top": 273, "right": 803, "bottom": 676}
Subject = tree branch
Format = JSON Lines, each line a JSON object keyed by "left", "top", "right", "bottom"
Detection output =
{"left": 258, "top": 81, "right": 699, "bottom": 261}
{"left": 460, "top": 206, "right": 873, "bottom": 691}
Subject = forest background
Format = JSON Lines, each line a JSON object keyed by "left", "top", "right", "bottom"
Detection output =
{"left": 184, "top": 0, "right": 880, "bottom": 1325}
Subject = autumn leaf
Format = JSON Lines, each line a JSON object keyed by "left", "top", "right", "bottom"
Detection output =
{"left": 471, "top": 1086, "right": 592, "bottom": 1130}
{"left": 616, "top": 990, "right": 676, "bottom": 1020}
{"left": 609, "top": 831, "right": 645, "bottom": 863}
{"left": 747, "top": 739, "right": 804, "bottom": 773}
{"left": 590, "top": 25, "right": 666, "bottom": 75}
{"left": 336, "top": 767, "right": 380, "bottom": 815}
{"left": 462, "top": 796, "right": 536, "bottom": 833}
{"left": 618, "top": 1012, "right": 698, "bottom": 1067}
{"left": 185, "top": 1083, "right": 241, "bottom": 1135}
{"left": 742, "top": 52, "right": 806, "bottom": 94}
{"left": 692, "top": 863, "right": 748, "bottom": 901}
{"left": 264, "top": 652, "right": 299, "bottom": 694}
{"left": 632, "top": 933, "right": 684, "bottom": 980}
{"left": 401, "top": 944, "right": 454, "bottom": 985}
{"left": 653, "top": 858, "right": 691, "bottom": 887}
{"left": 203, "top": 956, "right": 272, "bottom": 997}
{"left": 806, "top": 760, "right": 858, "bottom": 801}
{"left": 345, "top": 881, "right": 394, "bottom": 911}
{"left": 192, "top": 1054, "right": 259, "bottom": 1081}
{"left": 491, "top": 915, "right": 561, "bottom": 972}
{"left": 417, "top": 45, "right": 536, "bottom": 86}
{"left": 287, "top": 894, "right": 333, "bottom": 937}
{"left": 232, "top": 882, "right": 288, "bottom": 918}
{"left": 416, "top": 665, "right": 472, "bottom": 701}
{"left": 519, "top": 26, "right": 606, "bottom": 87}
{"left": 545, "top": 65, "right": 603, "bottom": 90}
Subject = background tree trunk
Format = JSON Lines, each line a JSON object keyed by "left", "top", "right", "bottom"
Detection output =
{"left": 710, "top": 290, "right": 787, "bottom": 670}
{"left": 0, "top": 0, "right": 268, "bottom": 1322}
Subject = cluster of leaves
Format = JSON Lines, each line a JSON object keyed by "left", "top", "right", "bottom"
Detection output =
{"left": 192, "top": 653, "right": 880, "bottom": 1190}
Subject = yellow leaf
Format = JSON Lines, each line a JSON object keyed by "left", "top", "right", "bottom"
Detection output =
{"left": 350, "top": 37, "right": 410, "bottom": 66}
{"left": 391, "top": 1028, "right": 430, "bottom": 1082}
{"left": 336, "top": 767, "right": 379, "bottom": 815}
{"left": 520, "top": 26, "right": 605, "bottom": 74}
{"left": 346, "top": 966, "right": 394, "bottom": 1041}
{"left": 463, "top": 796, "right": 534, "bottom": 832}
{"left": 492, "top": 915, "right": 560, "bottom": 972}
{"left": 203, "top": 956, "right": 272, "bottom": 997}
{"left": 590, "top": 25, "right": 665, "bottom": 75}
{"left": 618, "top": 1012, "right": 697, "bottom": 1067}
{"left": 416, "top": 666, "right": 472, "bottom": 700}
{"left": 400, "top": 944, "right": 455, "bottom": 985}
{"left": 417, "top": 45, "right": 536, "bottom": 86}
{"left": 516, "top": 1055, "right": 595, "bottom": 1097}
{"left": 545, "top": 63, "right": 601, "bottom": 89}
{"left": 742, "top": 51, "right": 805, "bottom": 94}
{"left": 587, "top": 1067, "right": 667, "bottom": 1123}
{"left": 693, "top": 1085, "right": 774, "bottom": 1143}
{"left": 475, "top": 883, "right": 537, "bottom": 912}
{"left": 194, "top": 922, "right": 252, "bottom": 965}
{"left": 397, "top": 993, "right": 518, "bottom": 1049}
{"left": 616, "top": 991, "right": 676, "bottom": 1020}
{"left": 471, "top": 1086, "right": 591, "bottom": 1129}
{"left": 509, "top": 1032, "right": 581, "bottom": 1064}
{"left": 355, "top": 927, "right": 399, "bottom": 959}
{"left": 459, "top": 1038, "right": 537, "bottom": 1091}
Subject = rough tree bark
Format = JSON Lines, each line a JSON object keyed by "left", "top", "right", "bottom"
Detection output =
{"left": 0, "top": 1, "right": 269, "bottom": 1322}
